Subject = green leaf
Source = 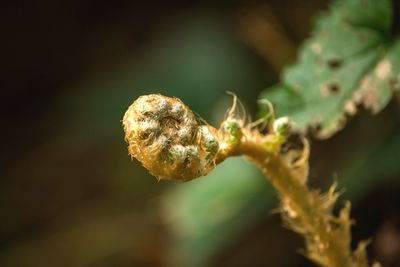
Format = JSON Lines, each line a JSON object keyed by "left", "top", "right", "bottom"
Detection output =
{"left": 260, "top": 0, "right": 400, "bottom": 138}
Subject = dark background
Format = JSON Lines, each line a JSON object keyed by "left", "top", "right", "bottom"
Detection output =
{"left": 2, "top": 1, "right": 400, "bottom": 266}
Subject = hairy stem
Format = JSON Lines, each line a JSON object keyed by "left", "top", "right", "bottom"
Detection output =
{"left": 242, "top": 143, "right": 350, "bottom": 267}
{"left": 217, "top": 127, "right": 367, "bottom": 267}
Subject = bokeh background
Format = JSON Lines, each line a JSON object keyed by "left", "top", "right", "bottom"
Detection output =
{"left": 2, "top": 1, "right": 400, "bottom": 266}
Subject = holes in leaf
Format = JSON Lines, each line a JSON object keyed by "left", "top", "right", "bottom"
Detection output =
{"left": 308, "top": 122, "right": 322, "bottom": 137}
{"left": 327, "top": 59, "right": 342, "bottom": 70}
{"left": 328, "top": 82, "right": 340, "bottom": 94}
{"left": 320, "top": 82, "right": 341, "bottom": 96}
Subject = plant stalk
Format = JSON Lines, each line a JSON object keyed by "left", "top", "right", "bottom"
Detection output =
{"left": 242, "top": 137, "right": 352, "bottom": 267}
{"left": 216, "top": 127, "right": 362, "bottom": 267}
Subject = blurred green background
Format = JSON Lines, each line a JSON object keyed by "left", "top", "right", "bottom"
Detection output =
{"left": 2, "top": 1, "right": 400, "bottom": 266}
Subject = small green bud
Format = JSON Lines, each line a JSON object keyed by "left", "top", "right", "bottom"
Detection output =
{"left": 273, "top": 117, "right": 290, "bottom": 137}
{"left": 223, "top": 119, "right": 241, "bottom": 144}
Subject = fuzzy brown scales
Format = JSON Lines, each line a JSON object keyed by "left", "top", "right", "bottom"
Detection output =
{"left": 123, "top": 94, "right": 219, "bottom": 181}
